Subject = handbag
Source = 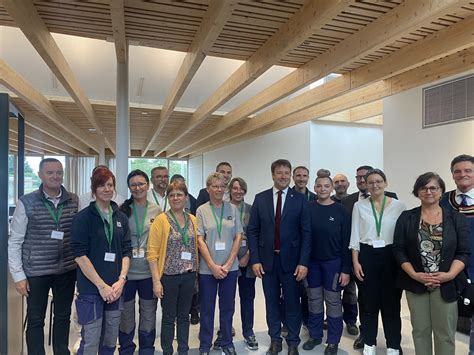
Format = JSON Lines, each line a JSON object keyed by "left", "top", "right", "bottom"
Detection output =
{"left": 456, "top": 271, "right": 474, "bottom": 317}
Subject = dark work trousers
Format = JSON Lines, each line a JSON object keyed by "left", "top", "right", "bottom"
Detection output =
{"left": 199, "top": 271, "right": 238, "bottom": 352}
{"left": 262, "top": 254, "right": 302, "bottom": 346}
{"left": 238, "top": 267, "right": 256, "bottom": 338}
{"left": 306, "top": 258, "right": 343, "bottom": 345}
{"left": 190, "top": 274, "right": 200, "bottom": 315}
{"left": 356, "top": 244, "right": 402, "bottom": 350}
{"left": 280, "top": 283, "right": 308, "bottom": 328}
{"left": 161, "top": 272, "right": 196, "bottom": 355}
{"left": 26, "top": 269, "right": 76, "bottom": 355}
{"left": 342, "top": 277, "right": 358, "bottom": 325}
{"left": 118, "top": 277, "right": 157, "bottom": 355}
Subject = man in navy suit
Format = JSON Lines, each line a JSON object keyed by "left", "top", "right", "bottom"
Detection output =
{"left": 247, "top": 159, "right": 311, "bottom": 355}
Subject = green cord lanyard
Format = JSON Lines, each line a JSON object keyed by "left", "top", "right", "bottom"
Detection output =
{"left": 169, "top": 210, "right": 189, "bottom": 246}
{"left": 43, "top": 201, "right": 64, "bottom": 230}
{"left": 95, "top": 203, "right": 114, "bottom": 251}
{"left": 132, "top": 201, "right": 148, "bottom": 247}
{"left": 152, "top": 190, "right": 167, "bottom": 211}
{"left": 210, "top": 203, "right": 225, "bottom": 240}
{"left": 239, "top": 203, "right": 245, "bottom": 226}
{"left": 370, "top": 195, "right": 386, "bottom": 238}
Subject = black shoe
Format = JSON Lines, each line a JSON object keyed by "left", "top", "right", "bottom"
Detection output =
{"left": 281, "top": 325, "right": 288, "bottom": 338}
{"left": 190, "top": 311, "right": 200, "bottom": 325}
{"left": 244, "top": 335, "right": 259, "bottom": 350}
{"left": 346, "top": 323, "right": 359, "bottom": 336}
{"left": 213, "top": 331, "right": 222, "bottom": 350}
{"left": 288, "top": 345, "right": 299, "bottom": 355}
{"left": 266, "top": 341, "right": 282, "bottom": 355}
{"left": 324, "top": 344, "right": 338, "bottom": 354}
{"left": 302, "top": 338, "right": 322, "bottom": 351}
{"left": 222, "top": 346, "right": 237, "bottom": 355}
{"left": 353, "top": 334, "right": 364, "bottom": 350}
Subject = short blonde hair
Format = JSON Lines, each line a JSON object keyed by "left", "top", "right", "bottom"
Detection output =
{"left": 206, "top": 172, "right": 224, "bottom": 188}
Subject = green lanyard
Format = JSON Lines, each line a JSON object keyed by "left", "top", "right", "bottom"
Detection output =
{"left": 370, "top": 195, "right": 386, "bottom": 238}
{"left": 153, "top": 190, "right": 167, "bottom": 211}
{"left": 43, "top": 201, "right": 64, "bottom": 230}
{"left": 305, "top": 190, "right": 311, "bottom": 201}
{"left": 210, "top": 203, "right": 225, "bottom": 240}
{"left": 132, "top": 201, "right": 148, "bottom": 246}
{"left": 239, "top": 203, "right": 245, "bottom": 226}
{"left": 169, "top": 210, "right": 189, "bottom": 246}
{"left": 95, "top": 203, "right": 114, "bottom": 250}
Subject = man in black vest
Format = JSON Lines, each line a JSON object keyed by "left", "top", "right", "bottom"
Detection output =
{"left": 8, "top": 158, "right": 78, "bottom": 355}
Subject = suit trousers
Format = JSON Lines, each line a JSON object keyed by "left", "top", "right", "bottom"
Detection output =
{"left": 356, "top": 244, "right": 402, "bottom": 350}
{"left": 262, "top": 254, "right": 302, "bottom": 346}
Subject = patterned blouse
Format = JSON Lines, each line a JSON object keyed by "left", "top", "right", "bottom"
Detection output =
{"left": 163, "top": 212, "right": 198, "bottom": 275}
{"left": 418, "top": 219, "right": 443, "bottom": 273}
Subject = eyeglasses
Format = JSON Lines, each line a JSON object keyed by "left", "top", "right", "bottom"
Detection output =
{"left": 129, "top": 182, "right": 147, "bottom": 190}
{"left": 367, "top": 180, "right": 385, "bottom": 186}
{"left": 210, "top": 185, "right": 226, "bottom": 190}
{"left": 419, "top": 186, "right": 440, "bottom": 194}
{"left": 355, "top": 175, "right": 365, "bottom": 181}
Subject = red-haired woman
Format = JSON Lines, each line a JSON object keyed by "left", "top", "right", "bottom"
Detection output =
{"left": 71, "top": 168, "right": 132, "bottom": 354}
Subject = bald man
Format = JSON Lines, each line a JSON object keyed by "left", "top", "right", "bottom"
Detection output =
{"left": 331, "top": 174, "right": 350, "bottom": 203}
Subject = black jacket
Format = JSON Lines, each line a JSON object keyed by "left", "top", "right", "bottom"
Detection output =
{"left": 392, "top": 206, "right": 470, "bottom": 302}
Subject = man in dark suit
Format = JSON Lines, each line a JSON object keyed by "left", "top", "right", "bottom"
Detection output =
{"left": 341, "top": 165, "right": 398, "bottom": 349}
{"left": 247, "top": 159, "right": 311, "bottom": 355}
{"left": 196, "top": 162, "right": 232, "bottom": 208}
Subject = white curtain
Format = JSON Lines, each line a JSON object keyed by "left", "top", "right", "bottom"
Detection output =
{"left": 65, "top": 156, "right": 97, "bottom": 195}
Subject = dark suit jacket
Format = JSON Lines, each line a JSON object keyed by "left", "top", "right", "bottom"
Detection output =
{"left": 392, "top": 206, "right": 470, "bottom": 302}
{"left": 196, "top": 188, "right": 210, "bottom": 209}
{"left": 247, "top": 187, "right": 311, "bottom": 273}
{"left": 342, "top": 190, "right": 398, "bottom": 218}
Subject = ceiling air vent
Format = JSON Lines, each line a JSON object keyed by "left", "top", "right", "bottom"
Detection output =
{"left": 423, "top": 74, "right": 474, "bottom": 128}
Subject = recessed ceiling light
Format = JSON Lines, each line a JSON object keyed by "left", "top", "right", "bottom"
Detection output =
{"left": 88, "top": 128, "right": 97, "bottom": 132}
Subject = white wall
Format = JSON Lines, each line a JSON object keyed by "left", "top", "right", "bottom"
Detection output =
{"left": 310, "top": 122, "right": 384, "bottom": 194}
{"left": 383, "top": 70, "right": 474, "bottom": 208}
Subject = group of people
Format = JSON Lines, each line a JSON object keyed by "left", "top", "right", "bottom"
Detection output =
{"left": 7, "top": 154, "right": 474, "bottom": 355}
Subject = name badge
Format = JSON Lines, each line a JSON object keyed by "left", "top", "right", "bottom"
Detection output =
{"left": 372, "top": 239, "right": 385, "bottom": 248}
{"left": 241, "top": 240, "right": 247, "bottom": 247}
{"left": 181, "top": 251, "right": 192, "bottom": 260}
{"left": 51, "top": 230, "right": 64, "bottom": 240}
{"left": 104, "top": 252, "right": 116, "bottom": 262}
{"left": 132, "top": 248, "right": 145, "bottom": 259}
{"left": 215, "top": 242, "right": 226, "bottom": 251}
{"left": 117, "top": 221, "right": 122, "bottom": 227}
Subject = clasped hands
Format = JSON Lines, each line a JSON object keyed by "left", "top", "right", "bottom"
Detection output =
{"left": 413, "top": 271, "right": 453, "bottom": 288}
{"left": 251, "top": 263, "right": 308, "bottom": 281}
{"left": 99, "top": 278, "right": 125, "bottom": 303}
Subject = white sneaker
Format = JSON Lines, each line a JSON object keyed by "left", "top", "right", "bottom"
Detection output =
{"left": 363, "top": 344, "right": 376, "bottom": 355}
{"left": 387, "top": 348, "right": 400, "bottom": 355}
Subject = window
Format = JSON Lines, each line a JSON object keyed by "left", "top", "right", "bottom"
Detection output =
{"left": 129, "top": 158, "right": 188, "bottom": 181}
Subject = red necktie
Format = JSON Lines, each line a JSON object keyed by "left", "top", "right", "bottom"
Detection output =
{"left": 274, "top": 190, "right": 282, "bottom": 251}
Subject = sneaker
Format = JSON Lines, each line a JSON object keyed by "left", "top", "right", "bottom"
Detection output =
{"left": 346, "top": 323, "right": 359, "bottom": 336}
{"left": 324, "top": 344, "right": 338, "bottom": 355}
{"left": 387, "top": 348, "right": 400, "bottom": 355}
{"left": 222, "top": 346, "right": 237, "bottom": 355}
{"left": 302, "top": 338, "right": 322, "bottom": 351}
{"left": 244, "top": 335, "right": 259, "bottom": 350}
{"left": 353, "top": 334, "right": 364, "bottom": 350}
{"left": 213, "top": 331, "right": 222, "bottom": 350}
{"left": 190, "top": 311, "right": 200, "bottom": 325}
{"left": 281, "top": 325, "right": 288, "bottom": 338}
{"left": 363, "top": 345, "right": 376, "bottom": 355}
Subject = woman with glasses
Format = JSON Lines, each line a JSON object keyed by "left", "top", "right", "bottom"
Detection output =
{"left": 118, "top": 170, "right": 161, "bottom": 354}
{"left": 148, "top": 180, "right": 199, "bottom": 355}
{"left": 197, "top": 172, "right": 243, "bottom": 355}
{"left": 393, "top": 172, "right": 470, "bottom": 354}
{"left": 349, "top": 169, "right": 406, "bottom": 355}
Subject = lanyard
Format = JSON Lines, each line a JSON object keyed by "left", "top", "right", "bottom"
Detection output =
{"left": 132, "top": 201, "right": 148, "bottom": 246}
{"left": 152, "top": 190, "right": 167, "bottom": 211}
{"left": 95, "top": 203, "right": 114, "bottom": 250}
{"left": 210, "top": 203, "right": 225, "bottom": 240}
{"left": 169, "top": 210, "right": 189, "bottom": 246}
{"left": 239, "top": 202, "right": 245, "bottom": 226}
{"left": 43, "top": 201, "right": 64, "bottom": 230}
{"left": 370, "top": 195, "right": 386, "bottom": 238}
{"left": 305, "top": 189, "right": 311, "bottom": 201}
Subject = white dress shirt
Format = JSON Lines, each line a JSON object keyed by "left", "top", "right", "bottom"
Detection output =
{"left": 272, "top": 186, "right": 289, "bottom": 215}
{"left": 147, "top": 189, "right": 170, "bottom": 212}
{"left": 349, "top": 197, "right": 406, "bottom": 251}
{"left": 455, "top": 188, "right": 474, "bottom": 206}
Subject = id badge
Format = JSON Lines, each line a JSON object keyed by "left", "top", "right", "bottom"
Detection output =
{"left": 372, "top": 239, "right": 385, "bottom": 248}
{"left": 181, "top": 251, "right": 192, "bottom": 260}
{"left": 132, "top": 248, "right": 145, "bottom": 259}
{"left": 51, "top": 230, "right": 64, "bottom": 240}
{"left": 215, "top": 242, "right": 226, "bottom": 251}
{"left": 241, "top": 239, "right": 247, "bottom": 247}
{"left": 104, "top": 252, "right": 116, "bottom": 262}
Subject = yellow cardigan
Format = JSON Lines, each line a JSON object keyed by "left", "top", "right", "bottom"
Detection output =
{"left": 147, "top": 212, "right": 199, "bottom": 278}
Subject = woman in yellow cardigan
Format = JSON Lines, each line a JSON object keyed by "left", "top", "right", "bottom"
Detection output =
{"left": 147, "top": 180, "right": 199, "bottom": 355}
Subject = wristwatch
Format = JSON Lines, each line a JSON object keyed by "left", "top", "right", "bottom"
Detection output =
{"left": 119, "top": 275, "right": 127, "bottom": 281}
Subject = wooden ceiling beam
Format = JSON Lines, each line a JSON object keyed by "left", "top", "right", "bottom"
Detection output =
{"left": 0, "top": 59, "right": 97, "bottom": 154}
{"left": 169, "top": 0, "right": 472, "bottom": 156}
{"left": 141, "top": 0, "right": 238, "bottom": 156}
{"left": 184, "top": 47, "right": 474, "bottom": 157}
{"left": 109, "top": 0, "right": 127, "bottom": 63}
{"left": 155, "top": 0, "right": 355, "bottom": 156}
{"left": 1, "top": 0, "right": 115, "bottom": 154}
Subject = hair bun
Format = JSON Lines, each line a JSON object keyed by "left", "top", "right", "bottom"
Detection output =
{"left": 316, "top": 169, "right": 331, "bottom": 178}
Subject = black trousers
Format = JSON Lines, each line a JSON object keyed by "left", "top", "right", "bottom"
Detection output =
{"left": 26, "top": 269, "right": 76, "bottom": 355}
{"left": 356, "top": 244, "right": 402, "bottom": 349}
